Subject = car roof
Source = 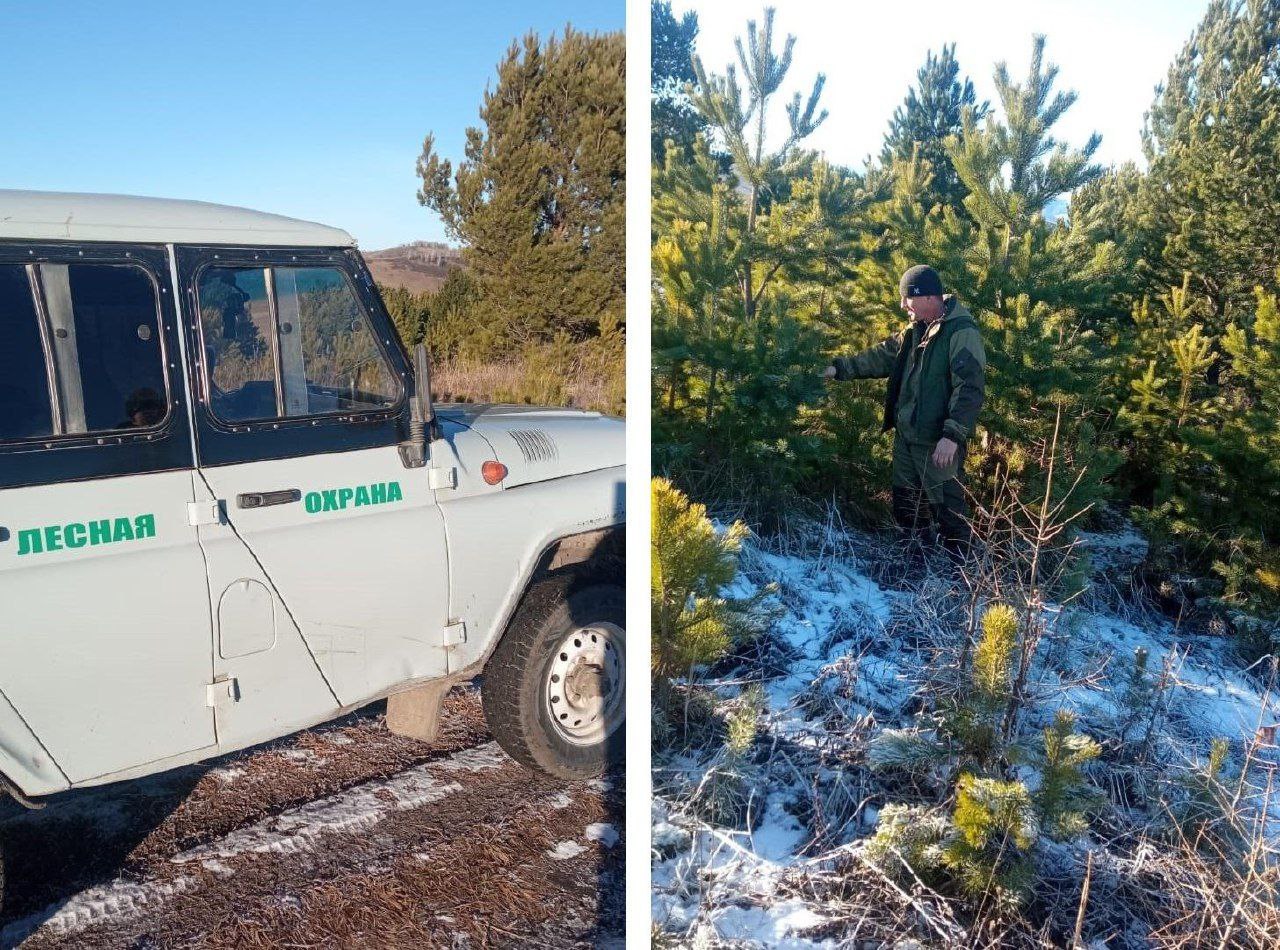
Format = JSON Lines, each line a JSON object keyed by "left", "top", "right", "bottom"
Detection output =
{"left": 0, "top": 190, "right": 356, "bottom": 247}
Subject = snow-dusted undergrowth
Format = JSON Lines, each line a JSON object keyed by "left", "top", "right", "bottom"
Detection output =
{"left": 652, "top": 513, "right": 1280, "bottom": 948}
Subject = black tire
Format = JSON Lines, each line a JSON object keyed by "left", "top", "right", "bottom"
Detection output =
{"left": 482, "top": 582, "right": 624, "bottom": 780}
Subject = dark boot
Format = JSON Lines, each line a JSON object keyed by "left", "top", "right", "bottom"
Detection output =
{"left": 892, "top": 485, "right": 933, "bottom": 579}
{"left": 932, "top": 493, "right": 972, "bottom": 569}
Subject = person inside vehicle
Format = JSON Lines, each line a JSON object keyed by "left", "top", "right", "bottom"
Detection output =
{"left": 118, "top": 387, "right": 166, "bottom": 428}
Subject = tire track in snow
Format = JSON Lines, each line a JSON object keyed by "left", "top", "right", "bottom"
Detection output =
{"left": 1, "top": 741, "right": 507, "bottom": 947}
{"left": 1, "top": 876, "right": 199, "bottom": 946}
{"left": 172, "top": 741, "right": 506, "bottom": 863}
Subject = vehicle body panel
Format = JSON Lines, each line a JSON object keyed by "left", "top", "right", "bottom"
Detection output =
{"left": 438, "top": 463, "right": 625, "bottom": 674}
{"left": 0, "top": 682, "right": 69, "bottom": 796}
{"left": 436, "top": 405, "right": 625, "bottom": 490}
{"left": 195, "top": 448, "right": 451, "bottom": 708}
{"left": 188, "top": 473, "right": 341, "bottom": 752}
{"left": 0, "top": 470, "right": 217, "bottom": 783}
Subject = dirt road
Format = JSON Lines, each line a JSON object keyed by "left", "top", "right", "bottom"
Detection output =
{"left": 0, "top": 687, "right": 623, "bottom": 949}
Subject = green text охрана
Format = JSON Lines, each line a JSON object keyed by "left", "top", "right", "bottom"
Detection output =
{"left": 303, "top": 480, "right": 404, "bottom": 514}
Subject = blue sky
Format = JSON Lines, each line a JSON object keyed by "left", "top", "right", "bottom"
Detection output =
{"left": 682, "top": 0, "right": 1211, "bottom": 176}
{"left": 0, "top": 0, "right": 622, "bottom": 250}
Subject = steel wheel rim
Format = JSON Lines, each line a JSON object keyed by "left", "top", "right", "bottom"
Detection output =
{"left": 545, "top": 622, "right": 625, "bottom": 746}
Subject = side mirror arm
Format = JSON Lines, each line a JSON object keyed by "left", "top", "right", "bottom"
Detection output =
{"left": 399, "top": 342, "right": 439, "bottom": 468}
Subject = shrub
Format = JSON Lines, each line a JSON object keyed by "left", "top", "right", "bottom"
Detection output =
{"left": 651, "top": 478, "right": 769, "bottom": 691}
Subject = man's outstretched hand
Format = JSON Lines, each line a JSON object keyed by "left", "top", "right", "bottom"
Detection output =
{"left": 931, "top": 437, "right": 958, "bottom": 468}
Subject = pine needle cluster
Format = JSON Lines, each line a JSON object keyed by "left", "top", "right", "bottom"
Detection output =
{"left": 866, "top": 605, "right": 1100, "bottom": 906}
{"left": 943, "top": 774, "right": 1038, "bottom": 904}
{"left": 867, "top": 602, "right": 1019, "bottom": 779}
{"left": 1174, "top": 736, "right": 1247, "bottom": 855}
{"left": 1034, "top": 710, "right": 1103, "bottom": 840}
{"left": 651, "top": 477, "right": 754, "bottom": 682}
{"left": 691, "top": 686, "right": 766, "bottom": 828}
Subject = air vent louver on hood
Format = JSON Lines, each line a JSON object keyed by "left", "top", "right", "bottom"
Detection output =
{"left": 509, "top": 428, "right": 559, "bottom": 463}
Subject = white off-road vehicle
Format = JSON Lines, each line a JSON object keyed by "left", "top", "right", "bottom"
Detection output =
{"left": 0, "top": 191, "right": 625, "bottom": 906}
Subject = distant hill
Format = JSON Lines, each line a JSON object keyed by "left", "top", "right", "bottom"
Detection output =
{"left": 363, "top": 241, "right": 464, "bottom": 294}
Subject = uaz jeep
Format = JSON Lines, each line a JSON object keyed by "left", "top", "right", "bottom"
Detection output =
{"left": 0, "top": 191, "right": 625, "bottom": 905}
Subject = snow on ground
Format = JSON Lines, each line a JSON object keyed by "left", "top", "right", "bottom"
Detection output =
{"left": 209, "top": 766, "right": 245, "bottom": 785}
{"left": 1076, "top": 523, "right": 1148, "bottom": 574}
{"left": 1054, "top": 609, "right": 1274, "bottom": 741}
{"left": 654, "top": 534, "right": 901, "bottom": 946}
{"left": 548, "top": 841, "right": 589, "bottom": 861}
{"left": 585, "top": 822, "right": 620, "bottom": 847}
{"left": 279, "top": 748, "right": 326, "bottom": 764}
{"left": 547, "top": 823, "right": 618, "bottom": 862}
{"left": 199, "top": 859, "right": 234, "bottom": 878}
{"left": 652, "top": 520, "right": 1279, "bottom": 947}
{"left": 175, "top": 742, "right": 506, "bottom": 863}
{"left": 0, "top": 876, "right": 199, "bottom": 946}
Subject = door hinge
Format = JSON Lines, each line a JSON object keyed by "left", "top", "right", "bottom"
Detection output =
{"left": 188, "top": 500, "right": 226, "bottom": 526}
{"left": 428, "top": 466, "right": 457, "bottom": 490}
{"left": 206, "top": 677, "right": 240, "bottom": 707}
{"left": 441, "top": 621, "right": 467, "bottom": 647}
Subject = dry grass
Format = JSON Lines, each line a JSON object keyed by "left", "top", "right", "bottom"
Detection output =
{"left": 432, "top": 353, "right": 624, "bottom": 416}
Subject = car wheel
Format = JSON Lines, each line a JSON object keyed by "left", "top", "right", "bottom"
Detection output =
{"left": 482, "top": 582, "right": 624, "bottom": 780}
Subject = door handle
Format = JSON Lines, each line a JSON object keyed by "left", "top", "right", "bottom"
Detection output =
{"left": 237, "top": 489, "right": 301, "bottom": 509}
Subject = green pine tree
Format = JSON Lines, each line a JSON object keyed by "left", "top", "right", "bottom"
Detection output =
{"left": 943, "top": 773, "right": 1038, "bottom": 905}
{"left": 948, "top": 35, "right": 1101, "bottom": 236}
{"left": 653, "top": 8, "right": 848, "bottom": 507}
{"left": 940, "top": 35, "right": 1118, "bottom": 520}
{"left": 652, "top": 1, "right": 705, "bottom": 160}
{"left": 421, "top": 268, "right": 489, "bottom": 361}
{"left": 1217, "top": 280, "right": 1280, "bottom": 613}
{"left": 1140, "top": 0, "right": 1280, "bottom": 328}
{"left": 868, "top": 603, "right": 1018, "bottom": 780}
{"left": 1034, "top": 709, "right": 1101, "bottom": 840}
{"left": 1175, "top": 736, "right": 1249, "bottom": 854}
{"left": 417, "top": 28, "right": 624, "bottom": 345}
{"left": 378, "top": 284, "right": 431, "bottom": 349}
{"left": 687, "top": 6, "right": 827, "bottom": 323}
{"left": 1081, "top": 0, "right": 1280, "bottom": 632}
{"left": 880, "top": 43, "right": 989, "bottom": 212}
{"left": 650, "top": 477, "right": 753, "bottom": 682}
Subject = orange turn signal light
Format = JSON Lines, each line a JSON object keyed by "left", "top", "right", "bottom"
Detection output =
{"left": 481, "top": 460, "right": 508, "bottom": 485}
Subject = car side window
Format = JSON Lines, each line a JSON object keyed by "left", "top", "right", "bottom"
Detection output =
{"left": 197, "top": 265, "right": 400, "bottom": 424}
{"left": 0, "top": 261, "right": 168, "bottom": 442}
{"left": 0, "top": 265, "right": 55, "bottom": 441}
{"left": 198, "top": 267, "right": 279, "bottom": 423}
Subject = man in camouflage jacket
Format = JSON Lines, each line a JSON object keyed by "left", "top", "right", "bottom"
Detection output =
{"left": 823, "top": 264, "right": 986, "bottom": 561}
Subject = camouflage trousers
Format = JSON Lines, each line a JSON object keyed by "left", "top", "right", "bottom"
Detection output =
{"left": 890, "top": 435, "right": 971, "bottom": 560}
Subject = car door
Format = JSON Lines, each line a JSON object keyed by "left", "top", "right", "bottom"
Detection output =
{"left": 0, "top": 243, "right": 216, "bottom": 784}
{"left": 176, "top": 246, "right": 452, "bottom": 727}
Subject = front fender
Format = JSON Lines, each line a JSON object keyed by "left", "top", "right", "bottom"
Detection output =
{"left": 437, "top": 465, "right": 624, "bottom": 675}
{"left": 0, "top": 687, "right": 70, "bottom": 798}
